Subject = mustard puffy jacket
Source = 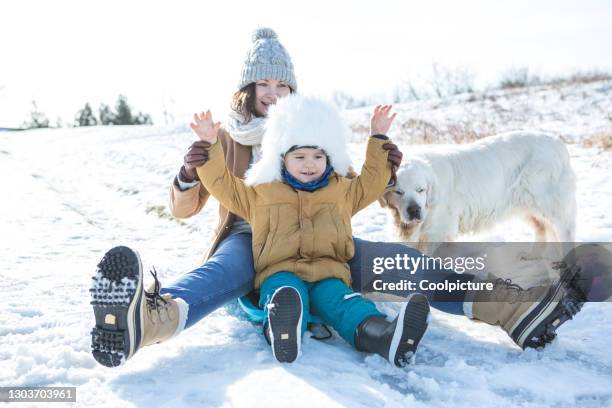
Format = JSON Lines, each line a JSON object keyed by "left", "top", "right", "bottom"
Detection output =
{"left": 196, "top": 137, "right": 391, "bottom": 289}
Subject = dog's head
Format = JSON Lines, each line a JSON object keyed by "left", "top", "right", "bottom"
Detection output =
{"left": 379, "top": 157, "right": 437, "bottom": 228}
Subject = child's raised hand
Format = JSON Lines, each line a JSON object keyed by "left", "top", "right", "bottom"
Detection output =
{"left": 190, "top": 110, "right": 221, "bottom": 144}
{"left": 370, "top": 105, "right": 397, "bottom": 136}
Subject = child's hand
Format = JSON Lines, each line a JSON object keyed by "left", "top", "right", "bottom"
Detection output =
{"left": 370, "top": 105, "right": 397, "bottom": 136}
{"left": 190, "top": 110, "right": 221, "bottom": 144}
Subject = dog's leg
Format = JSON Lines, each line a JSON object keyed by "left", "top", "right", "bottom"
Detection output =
{"left": 549, "top": 215, "right": 577, "bottom": 259}
{"left": 550, "top": 213, "right": 576, "bottom": 243}
{"left": 532, "top": 213, "right": 576, "bottom": 261}
{"left": 530, "top": 216, "right": 548, "bottom": 242}
{"left": 548, "top": 164, "right": 577, "bottom": 258}
{"left": 521, "top": 215, "right": 550, "bottom": 260}
{"left": 417, "top": 227, "right": 450, "bottom": 256}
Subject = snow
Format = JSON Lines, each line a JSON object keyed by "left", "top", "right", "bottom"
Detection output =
{"left": 1, "top": 80, "right": 611, "bottom": 407}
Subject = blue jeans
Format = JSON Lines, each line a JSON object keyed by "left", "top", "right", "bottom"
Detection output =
{"left": 161, "top": 233, "right": 472, "bottom": 328}
{"left": 348, "top": 240, "right": 474, "bottom": 314}
{"left": 259, "top": 272, "right": 384, "bottom": 347}
{"left": 160, "top": 233, "right": 254, "bottom": 329}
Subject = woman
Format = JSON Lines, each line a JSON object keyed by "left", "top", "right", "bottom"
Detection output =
{"left": 90, "top": 28, "right": 588, "bottom": 368}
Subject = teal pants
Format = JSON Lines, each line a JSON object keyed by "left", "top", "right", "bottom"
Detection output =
{"left": 259, "top": 271, "right": 385, "bottom": 347}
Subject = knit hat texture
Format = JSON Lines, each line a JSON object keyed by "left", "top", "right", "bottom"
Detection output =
{"left": 238, "top": 27, "right": 297, "bottom": 91}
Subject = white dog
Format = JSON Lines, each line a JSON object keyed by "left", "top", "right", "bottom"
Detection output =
{"left": 380, "top": 131, "right": 576, "bottom": 256}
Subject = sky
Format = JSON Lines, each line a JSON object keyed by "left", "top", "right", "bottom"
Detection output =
{"left": 1, "top": 0, "right": 611, "bottom": 128}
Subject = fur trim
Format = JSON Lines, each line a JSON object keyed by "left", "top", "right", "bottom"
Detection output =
{"left": 245, "top": 95, "right": 352, "bottom": 186}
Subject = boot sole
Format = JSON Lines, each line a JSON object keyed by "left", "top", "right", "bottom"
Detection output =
{"left": 389, "top": 293, "right": 430, "bottom": 367}
{"left": 511, "top": 267, "right": 584, "bottom": 349}
{"left": 268, "top": 287, "right": 302, "bottom": 363}
{"left": 90, "top": 246, "right": 144, "bottom": 367}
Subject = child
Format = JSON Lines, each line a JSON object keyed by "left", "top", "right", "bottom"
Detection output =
{"left": 190, "top": 95, "right": 430, "bottom": 366}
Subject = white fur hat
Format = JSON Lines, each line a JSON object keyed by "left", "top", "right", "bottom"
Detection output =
{"left": 245, "top": 94, "right": 352, "bottom": 186}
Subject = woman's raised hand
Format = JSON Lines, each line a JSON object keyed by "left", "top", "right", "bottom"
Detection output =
{"left": 190, "top": 110, "right": 221, "bottom": 144}
{"left": 370, "top": 105, "right": 397, "bottom": 136}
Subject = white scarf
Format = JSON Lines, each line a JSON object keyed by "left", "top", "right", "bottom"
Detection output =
{"left": 225, "top": 110, "right": 264, "bottom": 162}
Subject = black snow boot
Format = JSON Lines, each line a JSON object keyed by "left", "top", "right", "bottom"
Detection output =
{"left": 555, "top": 243, "right": 612, "bottom": 302}
{"left": 90, "top": 246, "right": 180, "bottom": 367}
{"left": 355, "top": 293, "right": 430, "bottom": 367}
{"left": 265, "top": 286, "right": 303, "bottom": 363}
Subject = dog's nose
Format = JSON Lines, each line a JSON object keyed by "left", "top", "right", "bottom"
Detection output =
{"left": 407, "top": 203, "right": 421, "bottom": 220}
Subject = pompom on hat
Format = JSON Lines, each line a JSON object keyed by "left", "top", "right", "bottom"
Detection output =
{"left": 238, "top": 27, "right": 297, "bottom": 91}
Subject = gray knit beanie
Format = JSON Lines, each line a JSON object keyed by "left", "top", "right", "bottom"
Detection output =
{"left": 238, "top": 27, "right": 297, "bottom": 92}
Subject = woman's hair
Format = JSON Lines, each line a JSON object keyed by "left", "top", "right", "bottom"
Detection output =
{"left": 231, "top": 82, "right": 295, "bottom": 122}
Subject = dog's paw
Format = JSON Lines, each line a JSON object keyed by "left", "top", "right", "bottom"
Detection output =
{"left": 518, "top": 251, "right": 543, "bottom": 261}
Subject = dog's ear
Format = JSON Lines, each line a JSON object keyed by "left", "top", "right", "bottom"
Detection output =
{"left": 379, "top": 165, "right": 402, "bottom": 208}
{"left": 378, "top": 189, "right": 393, "bottom": 208}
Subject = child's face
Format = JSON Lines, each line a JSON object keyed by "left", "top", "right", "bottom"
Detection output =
{"left": 284, "top": 148, "right": 327, "bottom": 183}
{"left": 254, "top": 79, "right": 291, "bottom": 116}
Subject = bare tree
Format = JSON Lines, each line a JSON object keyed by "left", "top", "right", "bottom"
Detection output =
{"left": 332, "top": 91, "right": 368, "bottom": 109}
{"left": 393, "top": 80, "right": 424, "bottom": 102}
{"left": 498, "top": 66, "right": 540, "bottom": 89}
{"left": 429, "top": 63, "right": 475, "bottom": 97}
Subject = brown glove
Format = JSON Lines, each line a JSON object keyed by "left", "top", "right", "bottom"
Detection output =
{"left": 382, "top": 143, "right": 402, "bottom": 187}
{"left": 382, "top": 143, "right": 403, "bottom": 168}
{"left": 180, "top": 140, "right": 211, "bottom": 182}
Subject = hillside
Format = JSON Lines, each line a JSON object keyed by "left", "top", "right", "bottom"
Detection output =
{"left": 0, "top": 79, "right": 611, "bottom": 407}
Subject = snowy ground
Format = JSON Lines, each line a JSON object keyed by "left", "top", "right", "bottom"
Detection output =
{"left": 1, "top": 80, "right": 611, "bottom": 407}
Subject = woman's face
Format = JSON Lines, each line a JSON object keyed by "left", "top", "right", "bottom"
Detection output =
{"left": 254, "top": 79, "right": 291, "bottom": 116}
{"left": 283, "top": 148, "right": 327, "bottom": 183}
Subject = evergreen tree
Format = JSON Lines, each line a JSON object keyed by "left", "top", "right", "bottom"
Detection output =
{"left": 133, "top": 112, "right": 153, "bottom": 125}
{"left": 95, "top": 96, "right": 153, "bottom": 126}
{"left": 99, "top": 104, "right": 115, "bottom": 125}
{"left": 114, "top": 95, "right": 133, "bottom": 125}
{"left": 23, "top": 101, "right": 50, "bottom": 129}
{"left": 75, "top": 103, "right": 98, "bottom": 126}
